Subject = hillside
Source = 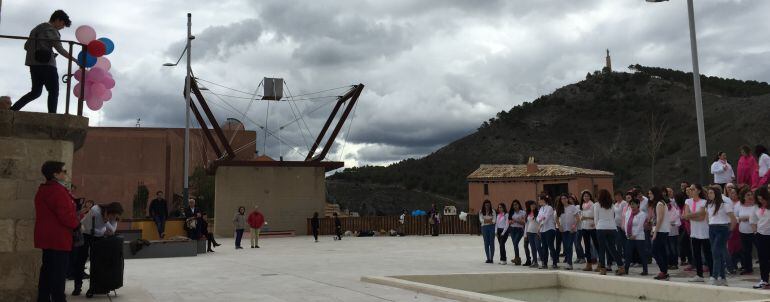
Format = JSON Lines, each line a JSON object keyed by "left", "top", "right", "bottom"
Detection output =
{"left": 328, "top": 66, "right": 770, "bottom": 215}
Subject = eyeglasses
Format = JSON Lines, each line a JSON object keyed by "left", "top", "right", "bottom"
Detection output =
{"left": 58, "top": 169, "right": 68, "bottom": 174}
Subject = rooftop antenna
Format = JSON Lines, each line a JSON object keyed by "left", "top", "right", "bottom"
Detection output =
{"left": 135, "top": 118, "right": 141, "bottom": 128}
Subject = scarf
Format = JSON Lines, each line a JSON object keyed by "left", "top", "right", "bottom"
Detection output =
{"left": 626, "top": 209, "right": 639, "bottom": 237}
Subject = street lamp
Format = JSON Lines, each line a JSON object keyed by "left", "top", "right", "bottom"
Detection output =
{"left": 647, "top": 0, "right": 707, "bottom": 184}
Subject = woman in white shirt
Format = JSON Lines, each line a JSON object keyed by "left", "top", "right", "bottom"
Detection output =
{"left": 683, "top": 184, "right": 712, "bottom": 283}
{"left": 650, "top": 187, "right": 671, "bottom": 281}
{"left": 479, "top": 200, "right": 496, "bottom": 264}
{"left": 595, "top": 189, "right": 625, "bottom": 275}
{"left": 735, "top": 190, "right": 758, "bottom": 275}
{"left": 556, "top": 194, "right": 579, "bottom": 270}
{"left": 667, "top": 193, "right": 682, "bottom": 270}
{"left": 750, "top": 187, "right": 770, "bottom": 289}
{"left": 524, "top": 200, "right": 540, "bottom": 268}
{"left": 537, "top": 195, "right": 558, "bottom": 269}
{"left": 706, "top": 186, "right": 737, "bottom": 286}
{"left": 495, "top": 203, "right": 510, "bottom": 265}
{"left": 579, "top": 191, "right": 600, "bottom": 271}
{"left": 623, "top": 198, "right": 649, "bottom": 276}
{"left": 508, "top": 200, "right": 526, "bottom": 266}
{"left": 710, "top": 151, "right": 735, "bottom": 188}
{"left": 757, "top": 145, "right": 770, "bottom": 188}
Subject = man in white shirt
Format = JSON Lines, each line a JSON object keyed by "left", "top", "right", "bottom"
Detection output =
{"left": 73, "top": 202, "right": 123, "bottom": 296}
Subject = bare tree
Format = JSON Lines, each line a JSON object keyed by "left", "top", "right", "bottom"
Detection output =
{"left": 646, "top": 113, "right": 669, "bottom": 186}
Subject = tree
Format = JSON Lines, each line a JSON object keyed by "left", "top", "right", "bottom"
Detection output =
{"left": 645, "top": 113, "right": 669, "bottom": 186}
{"left": 132, "top": 183, "right": 149, "bottom": 218}
{"left": 190, "top": 166, "right": 215, "bottom": 217}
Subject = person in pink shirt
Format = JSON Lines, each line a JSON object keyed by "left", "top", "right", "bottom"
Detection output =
{"left": 737, "top": 145, "right": 758, "bottom": 187}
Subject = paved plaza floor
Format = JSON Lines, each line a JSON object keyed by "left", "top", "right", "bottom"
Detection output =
{"left": 65, "top": 234, "right": 766, "bottom": 301}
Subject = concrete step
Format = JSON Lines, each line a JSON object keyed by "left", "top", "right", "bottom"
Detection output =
{"left": 123, "top": 239, "right": 201, "bottom": 259}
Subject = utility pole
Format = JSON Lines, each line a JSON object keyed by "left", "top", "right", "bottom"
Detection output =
{"left": 686, "top": 0, "right": 708, "bottom": 185}
{"left": 183, "top": 13, "right": 192, "bottom": 206}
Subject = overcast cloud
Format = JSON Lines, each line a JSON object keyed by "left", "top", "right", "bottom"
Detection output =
{"left": 1, "top": 0, "right": 768, "bottom": 167}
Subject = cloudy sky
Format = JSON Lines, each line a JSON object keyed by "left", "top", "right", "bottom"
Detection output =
{"left": 1, "top": 0, "right": 768, "bottom": 167}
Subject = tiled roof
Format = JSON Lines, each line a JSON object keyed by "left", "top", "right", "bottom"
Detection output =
{"left": 467, "top": 164, "right": 613, "bottom": 180}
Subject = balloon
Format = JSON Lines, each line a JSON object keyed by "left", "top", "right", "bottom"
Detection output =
{"left": 87, "top": 40, "right": 106, "bottom": 57}
{"left": 102, "top": 76, "right": 115, "bottom": 89}
{"left": 94, "top": 57, "right": 111, "bottom": 71}
{"left": 73, "top": 69, "right": 85, "bottom": 82}
{"left": 101, "top": 89, "right": 113, "bottom": 102}
{"left": 98, "top": 37, "right": 115, "bottom": 55}
{"left": 87, "top": 67, "right": 108, "bottom": 83}
{"left": 73, "top": 83, "right": 83, "bottom": 98}
{"left": 77, "top": 51, "right": 96, "bottom": 68}
{"left": 75, "top": 26, "right": 96, "bottom": 44}
{"left": 89, "top": 82, "right": 107, "bottom": 102}
{"left": 86, "top": 98, "right": 103, "bottom": 111}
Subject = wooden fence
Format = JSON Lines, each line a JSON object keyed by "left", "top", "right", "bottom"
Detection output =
{"left": 307, "top": 214, "right": 480, "bottom": 236}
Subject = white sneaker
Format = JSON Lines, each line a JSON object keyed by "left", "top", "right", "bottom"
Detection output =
{"left": 719, "top": 278, "right": 728, "bottom": 286}
{"left": 499, "top": 261, "right": 507, "bottom": 265}
{"left": 709, "top": 277, "right": 717, "bottom": 285}
{"left": 753, "top": 281, "right": 768, "bottom": 289}
{"left": 689, "top": 276, "right": 705, "bottom": 282}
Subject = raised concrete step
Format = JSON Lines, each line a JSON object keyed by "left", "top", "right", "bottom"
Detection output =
{"left": 123, "top": 239, "right": 198, "bottom": 259}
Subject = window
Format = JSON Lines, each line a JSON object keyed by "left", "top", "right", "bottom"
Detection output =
{"left": 483, "top": 183, "right": 489, "bottom": 195}
{"left": 543, "top": 183, "right": 568, "bottom": 199}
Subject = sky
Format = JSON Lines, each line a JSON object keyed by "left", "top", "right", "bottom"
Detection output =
{"left": 1, "top": 0, "right": 769, "bottom": 167}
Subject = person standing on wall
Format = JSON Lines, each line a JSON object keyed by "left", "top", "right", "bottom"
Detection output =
{"left": 148, "top": 191, "right": 168, "bottom": 239}
{"left": 232, "top": 206, "right": 246, "bottom": 249}
{"left": 711, "top": 152, "right": 735, "bottom": 190}
{"left": 247, "top": 205, "right": 266, "bottom": 248}
{"left": 12, "top": 10, "right": 80, "bottom": 113}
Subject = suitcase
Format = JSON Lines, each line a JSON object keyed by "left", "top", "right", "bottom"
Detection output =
{"left": 87, "top": 235, "right": 124, "bottom": 298}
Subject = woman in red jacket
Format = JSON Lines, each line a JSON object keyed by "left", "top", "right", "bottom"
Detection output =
{"left": 247, "top": 205, "right": 266, "bottom": 248}
{"left": 34, "top": 161, "right": 80, "bottom": 302}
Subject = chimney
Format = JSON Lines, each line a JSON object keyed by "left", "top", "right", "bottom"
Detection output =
{"left": 526, "top": 156, "right": 538, "bottom": 173}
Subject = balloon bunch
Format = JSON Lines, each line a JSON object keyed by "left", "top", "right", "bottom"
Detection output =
{"left": 73, "top": 25, "right": 116, "bottom": 111}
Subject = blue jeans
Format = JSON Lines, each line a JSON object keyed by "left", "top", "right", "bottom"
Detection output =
{"left": 667, "top": 235, "right": 679, "bottom": 266}
{"left": 625, "top": 240, "right": 648, "bottom": 273}
{"left": 540, "top": 229, "right": 558, "bottom": 266}
{"left": 615, "top": 227, "right": 627, "bottom": 262}
{"left": 510, "top": 227, "right": 524, "bottom": 259}
{"left": 581, "top": 229, "right": 599, "bottom": 262}
{"left": 575, "top": 230, "right": 585, "bottom": 260}
{"left": 709, "top": 225, "right": 730, "bottom": 279}
{"left": 561, "top": 231, "right": 576, "bottom": 265}
{"left": 653, "top": 232, "right": 669, "bottom": 273}
{"left": 235, "top": 229, "right": 244, "bottom": 248}
{"left": 482, "top": 225, "right": 495, "bottom": 261}
{"left": 527, "top": 232, "right": 540, "bottom": 264}
{"left": 153, "top": 216, "right": 166, "bottom": 238}
{"left": 598, "top": 229, "right": 623, "bottom": 267}
{"left": 496, "top": 228, "right": 510, "bottom": 261}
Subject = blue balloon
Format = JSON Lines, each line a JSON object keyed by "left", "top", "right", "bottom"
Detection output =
{"left": 98, "top": 37, "right": 115, "bottom": 55}
{"left": 77, "top": 51, "right": 96, "bottom": 68}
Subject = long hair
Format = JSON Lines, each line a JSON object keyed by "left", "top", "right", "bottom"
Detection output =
{"left": 756, "top": 145, "right": 768, "bottom": 159}
{"left": 525, "top": 200, "right": 538, "bottom": 219}
{"left": 556, "top": 194, "right": 569, "bottom": 217}
{"left": 597, "top": 189, "right": 613, "bottom": 209}
{"left": 649, "top": 187, "right": 667, "bottom": 205}
{"left": 581, "top": 190, "right": 594, "bottom": 203}
{"left": 481, "top": 200, "right": 493, "bottom": 216}
{"left": 509, "top": 199, "right": 523, "bottom": 219}
{"left": 674, "top": 192, "right": 687, "bottom": 209}
{"left": 756, "top": 186, "right": 770, "bottom": 209}
{"left": 691, "top": 184, "right": 707, "bottom": 200}
{"left": 497, "top": 202, "right": 508, "bottom": 214}
{"left": 707, "top": 186, "right": 724, "bottom": 216}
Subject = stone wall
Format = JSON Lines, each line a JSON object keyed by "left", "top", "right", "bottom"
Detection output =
{"left": 0, "top": 110, "right": 88, "bottom": 301}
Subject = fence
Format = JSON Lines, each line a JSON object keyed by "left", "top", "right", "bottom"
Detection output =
{"left": 307, "top": 214, "right": 480, "bottom": 236}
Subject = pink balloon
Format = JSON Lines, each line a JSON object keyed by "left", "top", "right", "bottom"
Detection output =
{"left": 73, "top": 83, "right": 83, "bottom": 98}
{"left": 87, "top": 67, "right": 107, "bottom": 81}
{"left": 102, "top": 76, "right": 115, "bottom": 89}
{"left": 86, "top": 98, "right": 103, "bottom": 111}
{"left": 73, "top": 69, "right": 85, "bottom": 82}
{"left": 94, "top": 57, "right": 111, "bottom": 71}
{"left": 89, "top": 82, "right": 107, "bottom": 102}
{"left": 101, "top": 89, "right": 113, "bottom": 102}
{"left": 75, "top": 25, "right": 96, "bottom": 44}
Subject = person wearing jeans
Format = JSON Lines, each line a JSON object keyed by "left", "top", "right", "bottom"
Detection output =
{"left": 508, "top": 200, "right": 526, "bottom": 265}
{"left": 495, "top": 203, "right": 510, "bottom": 264}
{"left": 232, "top": 207, "right": 247, "bottom": 249}
{"left": 750, "top": 188, "right": 770, "bottom": 289}
{"left": 579, "top": 191, "right": 600, "bottom": 271}
{"left": 557, "top": 194, "right": 579, "bottom": 270}
{"left": 537, "top": 196, "right": 558, "bottom": 269}
{"left": 650, "top": 187, "right": 671, "bottom": 280}
{"left": 706, "top": 186, "right": 737, "bottom": 286}
{"left": 595, "top": 189, "right": 624, "bottom": 275}
{"left": 525, "top": 200, "right": 540, "bottom": 267}
{"left": 624, "top": 198, "right": 649, "bottom": 275}
{"left": 684, "top": 184, "right": 712, "bottom": 282}
{"left": 148, "top": 191, "right": 168, "bottom": 239}
{"left": 736, "top": 190, "right": 758, "bottom": 274}
{"left": 479, "top": 200, "right": 496, "bottom": 263}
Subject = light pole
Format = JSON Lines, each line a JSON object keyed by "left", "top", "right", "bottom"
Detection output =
{"left": 647, "top": 0, "right": 707, "bottom": 184}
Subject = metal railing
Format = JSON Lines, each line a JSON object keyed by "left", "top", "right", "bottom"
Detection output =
{"left": 0, "top": 34, "right": 86, "bottom": 116}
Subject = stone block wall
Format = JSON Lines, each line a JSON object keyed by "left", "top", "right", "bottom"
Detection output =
{"left": 0, "top": 110, "right": 87, "bottom": 301}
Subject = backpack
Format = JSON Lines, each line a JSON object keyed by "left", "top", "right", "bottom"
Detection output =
{"left": 185, "top": 217, "right": 197, "bottom": 230}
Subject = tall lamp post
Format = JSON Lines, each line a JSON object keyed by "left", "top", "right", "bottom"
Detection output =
{"left": 647, "top": 0, "right": 707, "bottom": 184}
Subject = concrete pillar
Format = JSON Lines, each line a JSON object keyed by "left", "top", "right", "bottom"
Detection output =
{"left": 0, "top": 110, "right": 87, "bottom": 301}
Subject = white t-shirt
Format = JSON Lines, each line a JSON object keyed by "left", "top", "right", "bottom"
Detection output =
{"left": 760, "top": 153, "right": 770, "bottom": 178}
{"left": 479, "top": 210, "right": 496, "bottom": 226}
{"left": 81, "top": 205, "right": 118, "bottom": 237}
{"left": 613, "top": 201, "right": 628, "bottom": 228}
{"left": 496, "top": 212, "right": 509, "bottom": 230}
{"left": 580, "top": 201, "right": 596, "bottom": 230}
{"left": 707, "top": 199, "right": 734, "bottom": 225}
{"left": 654, "top": 201, "right": 671, "bottom": 233}
{"left": 710, "top": 160, "right": 735, "bottom": 184}
{"left": 639, "top": 197, "right": 650, "bottom": 214}
{"left": 537, "top": 205, "right": 556, "bottom": 232}
{"left": 525, "top": 213, "right": 540, "bottom": 233}
{"left": 624, "top": 210, "right": 647, "bottom": 241}
{"left": 686, "top": 198, "right": 709, "bottom": 239}
{"left": 558, "top": 205, "right": 579, "bottom": 232}
{"left": 509, "top": 210, "right": 526, "bottom": 228}
{"left": 667, "top": 205, "right": 681, "bottom": 236}
{"left": 593, "top": 204, "right": 616, "bottom": 230}
{"left": 734, "top": 204, "right": 757, "bottom": 234}
{"left": 750, "top": 207, "right": 770, "bottom": 235}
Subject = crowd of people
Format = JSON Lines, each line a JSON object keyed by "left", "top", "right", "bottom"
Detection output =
{"left": 479, "top": 145, "right": 770, "bottom": 289}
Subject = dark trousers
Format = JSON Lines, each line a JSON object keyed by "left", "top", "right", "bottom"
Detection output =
{"left": 581, "top": 229, "right": 599, "bottom": 262}
{"left": 12, "top": 65, "right": 59, "bottom": 113}
{"left": 235, "top": 229, "right": 244, "bottom": 247}
{"left": 667, "top": 235, "right": 679, "bottom": 265}
{"left": 691, "top": 238, "right": 713, "bottom": 278}
{"left": 153, "top": 216, "right": 166, "bottom": 238}
{"left": 312, "top": 228, "right": 319, "bottom": 241}
{"left": 740, "top": 232, "right": 755, "bottom": 272}
{"left": 709, "top": 225, "right": 729, "bottom": 279}
{"left": 510, "top": 227, "right": 524, "bottom": 259}
{"left": 496, "top": 228, "right": 509, "bottom": 261}
{"left": 756, "top": 234, "right": 770, "bottom": 283}
{"left": 540, "top": 229, "right": 558, "bottom": 266}
{"left": 482, "top": 225, "right": 495, "bottom": 261}
{"left": 527, "top": 232, "right": 539, "bottom": 264}
{"left": 624, "top": 240, "right": 649, "bottom": 273}
{"left": 204, "top": 232, "right": 218, "bottom": 250}
{"left": 430, "top": 223, "right": 439, "bottom": 236}
{"left": 653, "top": 232, "right": 669, "bottom": 273}
{"left": 597, "top": 229, "right": 623, "bottom": 267}
{"left": 679, "top": 227, "right": 692, "bottom": 264}
{"left": 555, "top": 231, "right": 562, "bottom": 256}
{"left": 574, "top": 230, "right": 585, "bottom": 260}
{"left": 38, "top": 249, "right": 69, "bottom": 302}
{"left": 561, "top": 231, "right": 576, "bottom": 265}
{"left": 644, "top": 229, "right": 653, "bottom": 262}
{"left": 335, "top": 226, "right": 342, "bottom": 240}
{"left": 615, "top": 227, "right": 627, "bottom": 263}
{"left": 73, "top": 234, "right": 93, "bottom": 290}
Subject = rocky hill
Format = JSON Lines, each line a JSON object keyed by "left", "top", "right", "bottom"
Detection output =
{"left": 328, "top": 65, "right": 770, "bottom": 215}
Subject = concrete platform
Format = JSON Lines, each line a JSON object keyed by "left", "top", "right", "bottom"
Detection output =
{"left": 123, "top": 239, "right": 198, "bottom": 259}
{"left": 62, "top": 235, "right": 769, "bottom": 302}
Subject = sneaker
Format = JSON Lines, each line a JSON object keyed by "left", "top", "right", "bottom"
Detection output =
{"left": 566, "top": 264, "right": 574, "bottom": 270}
{"left": 499, "top": 261, "right": 507, "bottom": 265}
{"left": 551, "top": 264, "right": 558, "bottom": 270}
{"left": 754, "top": 281, "right": 769, "bottom": 289}
{"left": 689, "top": 276, "right": 704, "bottom": 282}
{"left": 539, "top": 265, "right": 547, "bottom": 269}
{"left": 530, "top": 262, "right": 539, "bottom": 268}
{"left": 485, "top": 260, "right": 493, "bottom": 264}
{"left": 719, "top": 278, "right": 728, "bottom": 286}
{"left": 709, "top": 277, "right": 717, "bottom": 285}
{"left": 654, "top": 273, "right": 670, "bottom": 281}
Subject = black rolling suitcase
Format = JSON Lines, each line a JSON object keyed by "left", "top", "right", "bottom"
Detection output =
{"left": 86, "top": 234, "right": 124, "bottom": 298}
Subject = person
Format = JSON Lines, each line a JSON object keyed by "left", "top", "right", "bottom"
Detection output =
{"left": 247, "top": 205, "right": 265, "bottom": 248}
{"left": 613, "top": 191, "right": 628, "bottom": 265}
{"left": 428, "top": 204, "right": 440, "bottom": 236}
{"left": 556, "top": 194, "right": 579, "bottom": 270}
{"left": 494, "top": 203, "right": 510, "bottom": 265}
{"left": 524, "top": 200, "right": 540, "bottom": 268}
{"left": 684, "top": 184, "right": 712, "bottom": 283}
{"left": 184, "top": 198, "right": 200, "bottom": 218}
{"left": 148, "top": 191, "right": 168, "bottom": 239}
{"left": 579, "top": 191, "right": 599, "bottom": 271}
{"left": 570, "top": 195, "right": 586, "bottom": 265}
{"left": 537, "top": 195, "right": 558, "bottom": 269}
{"left": 508, "top": 200, "right": 526, "bottom": 265}
{"left": 0, "top": 96, "right": 11, "bottom": 110}
{"left": 711, "top": 152, "right": 736, "bottom": 189}
{"left": 34, "top": 161, "right": 79, "bottom": 301}
{"left": 757, "top": 145, "right": 770, "bottom": 188}
{"left": 479, "top": 200, "right": 496, "bottom": 263}
{"left": 706, "top": 186, "right": 737, "bottom": 286}
{"left": 750, "top": 187, "right": 770, "bottom": 289}
{"left": 75, "top": 201, "right": 123, "bottom": 297}
{"left": 680, "top": 181, "right": 691, "bottom": 195}
{"left": 232, "top": 206, "right": 246, "bottom": 249}
{"left": 726, "top": 186, "right": 741, "bottom": 275}
{"left": 12, "top": 10, "right": 79, "bottom": 113}
{"left": 398, "top": 210, "right": 407, "bottom": 236}
{"left": 311, "top": 212, "right": 320, "bottom": 242}
{"left": 198, "top": 212, "right": 220, "bottom": 252}
{"left": 735, "top": 189, "right": 757, "bottom": 275}
{"left": 624, "top": 198, "right": 649, "bottom": 276}
{"left": 69, "top": 199, "right": 93, "bottom": 281}
{"left": 667, "top": 192, "right": 682, "bottom": 270}
{"left": 592, "top": 189, "right": 624, "bottom": 275}
{"left": 650, "top": 187, "right": 671, "bottom": 280}
{"left": 738, "top": 146, "right": 758, "bottom": 187}
{"left": 333, "top": 212, "right": 342, "bottom": 240}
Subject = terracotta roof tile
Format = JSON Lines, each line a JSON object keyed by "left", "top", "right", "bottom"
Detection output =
{"left": 467, "top": 164, "right": 613, "bottom": 180}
